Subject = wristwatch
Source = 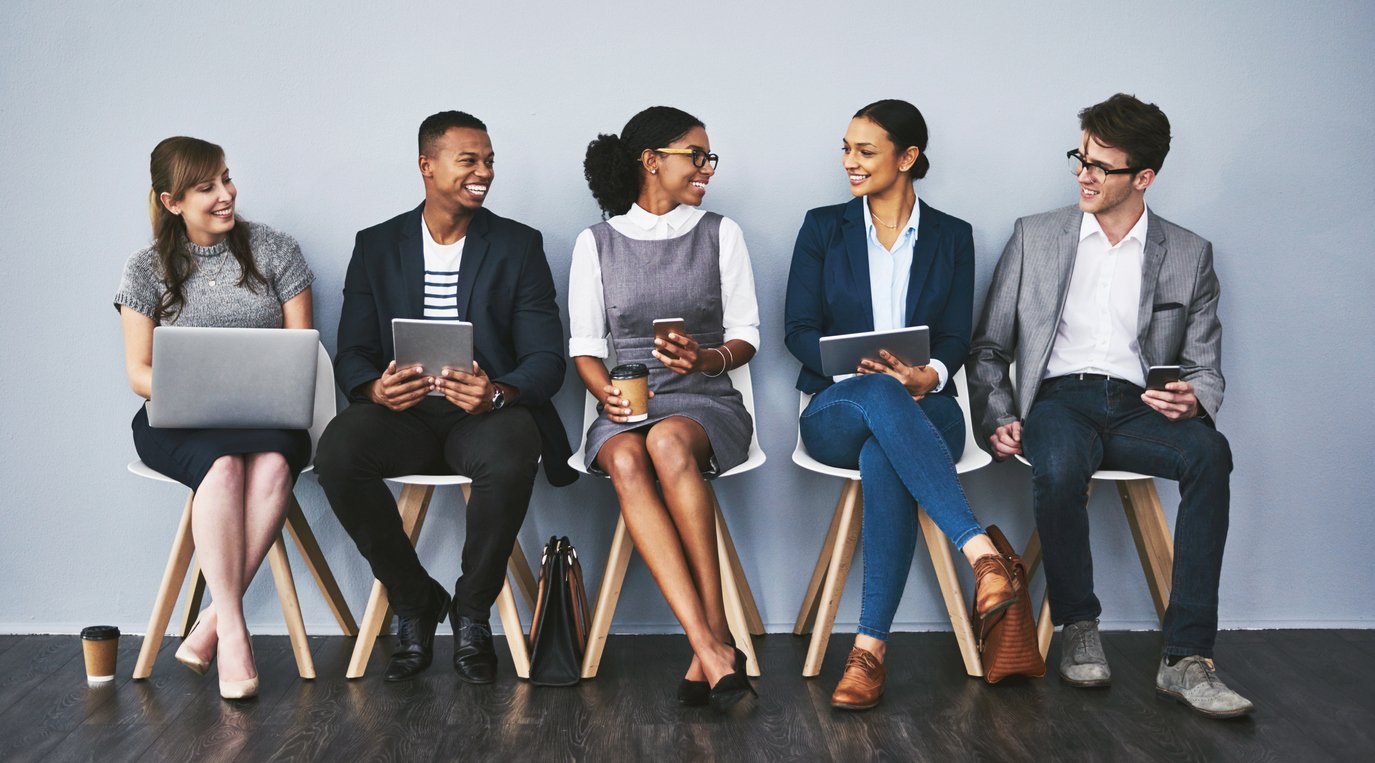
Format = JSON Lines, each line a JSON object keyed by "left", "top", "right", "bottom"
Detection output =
{"left": 489, "top": 385, "right": 507, "bottom": 412}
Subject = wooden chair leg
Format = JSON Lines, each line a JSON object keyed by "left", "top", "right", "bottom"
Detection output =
{"left": 581, "top": 515, "right": 633, "bottom": 679}
{"left": 802, "top": 480, "right": 863, "bottom": 678}
{"left": 710, "top": 490, "right": 765, "bottom": 636}
{"left": 717, "top": 511, "right": 760, "bottom": 677}
{"left": 1117, "top": 479, "right": 1173, "bottom": 622}
{"left": 496, "top": 577, "right": 530, "bottom": 679}
{"left": 267, "top": 533, "right": 315, "bottom": 679}
{"left": 794, "top": 482, "right": 849, "bottom": 635}
{"left": 507, "top": 540, "right": 538, "bottom": 610}
{"left": 346, "top": 484, "right": 434, "bottom": 679}
{"left": 284, "top": 495, "right": 358, "bottom": 636}
{"left": 1037, "top": 594, "right": 1054, "bottom": 659}
{"left": 134, "top": 492, "right": 197, "bottom": 680}
{"left": 178, "top": 559, "right": 206, "bottom": 638}
{"left": 1021, "top": 529, "right": 1043, "bottom": 581}
{"left": 917, "top": 509, "right": 982, "bottom": 677}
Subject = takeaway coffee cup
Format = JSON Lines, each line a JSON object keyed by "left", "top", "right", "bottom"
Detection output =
{"left": 81, "top": 626, "right": 120, "bottom": 683}
{"left": 609, "top": 363, "right": 650, "bottom": 423}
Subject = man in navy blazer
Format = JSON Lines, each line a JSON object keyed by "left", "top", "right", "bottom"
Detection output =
{"left": 969, "top": 94, "right": 1252, "bottom": 717}
{"left": 316, "top": 111, "right": 575, "bottom": 685}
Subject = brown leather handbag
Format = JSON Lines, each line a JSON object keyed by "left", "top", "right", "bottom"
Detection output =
{"left": 973, "top": 525, "right": 1046, "bottom": 683}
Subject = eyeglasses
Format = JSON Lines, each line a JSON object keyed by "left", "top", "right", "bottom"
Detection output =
{"left": 1066, "top": 149, "right": 1142, "bottom": 182}
{"left": 655, "top": 148, "right": 719, "bottom": 170}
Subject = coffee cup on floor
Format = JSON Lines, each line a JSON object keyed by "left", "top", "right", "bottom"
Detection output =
{"left": 610, "top": 363, "right": 650, "bottom": 423}
{"left": 81, "top": 626, "right": 120, "bottom": 684}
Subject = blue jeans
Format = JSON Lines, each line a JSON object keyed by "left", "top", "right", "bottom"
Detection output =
{"left": 1022, "top": 377, "right": 1232, "bottom": 658}
{"left": 800, "top": 374, "right": 983, "bottom": 640}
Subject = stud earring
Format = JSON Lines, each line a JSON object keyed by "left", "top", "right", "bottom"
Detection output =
{"left": 651, "top": 170, "right": 657, "bottom": 175}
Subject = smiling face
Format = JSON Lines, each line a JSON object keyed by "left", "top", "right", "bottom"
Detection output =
{"left": 842, "top": 117, "right": 918, "bottom": 198}
{"left": 421, "top": 127, "right": 494, "bottom": 215}
{"left": 641, "top": 125, "right": 715, "bottom": 210}
{"left": 161, "top": 163, "right": 236, "bottom": 247}
{"left": 1075, "top": 131, "right": 1153, "bottom": 218}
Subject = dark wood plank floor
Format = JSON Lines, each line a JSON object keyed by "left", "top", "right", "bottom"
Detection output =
{"left": 3, "top": 630, "right": 1370, "bottom": 762}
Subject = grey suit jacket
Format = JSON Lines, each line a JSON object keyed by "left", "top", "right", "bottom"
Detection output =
{"left": 968, "top": 205, "right": 1224, "bottom": 443}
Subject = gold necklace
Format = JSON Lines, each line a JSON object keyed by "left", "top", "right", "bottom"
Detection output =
{"left": 870, "top": 210, "right": 897, "bottom": 229}
{"left": 205, "top": 249, "right": 233, "bottom": 287}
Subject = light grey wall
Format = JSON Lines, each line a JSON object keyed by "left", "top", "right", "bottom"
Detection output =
{"left": 2, "top": 0, "right": 1371, "bottom": 637}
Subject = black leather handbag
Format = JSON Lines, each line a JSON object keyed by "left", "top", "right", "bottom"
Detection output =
{"left": 527, "top": 536, "right": 591, "bottom": 687}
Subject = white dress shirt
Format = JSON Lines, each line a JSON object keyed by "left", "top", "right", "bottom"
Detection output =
{"left": 1044, "top": 208, "right": 1149, "bottom": 386}
{"left": 568, "top": 203, "right": 761, "bottom": 358}
{"left": 831, "top": 195, "right": 948, "bottom": 391}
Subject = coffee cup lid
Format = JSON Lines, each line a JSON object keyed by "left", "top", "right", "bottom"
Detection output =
{"left": 81, "top": 625, "right": 120, "bottom": 640}
{"left": 610, "top": 363, "right": 649, "bottom": 379}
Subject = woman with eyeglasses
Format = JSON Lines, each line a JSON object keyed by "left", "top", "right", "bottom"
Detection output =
{"left": 570, "top": 106, "right": 760, "bottom": 712}
{"left": 114, "top": 136, "right": 314, "bottom": 700}
{"left": 784, "top": 100, "right": 1021, "bottom": 710}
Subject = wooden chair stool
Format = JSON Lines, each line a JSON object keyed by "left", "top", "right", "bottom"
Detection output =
{"left": 791, "top": 368, "right": 992, "bottom": 678}
{"left": 569, "top": 365, "right": 768, "bottom": 679}
{"left": 1014, "top": 461, "right": 1174, "bottom": 658}
{"left": 131, "top": 343, "right": 358, "bottom": 680}
{"left": 344, "top": 473, "right": 538, "bottom": 680}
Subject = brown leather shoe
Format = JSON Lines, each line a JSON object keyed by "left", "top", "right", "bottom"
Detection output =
{"left": 831, "top": 647, "right": 885, "bottom": 711}
{"left": 972, "top": 554, "right": 1018, "bottom": 616}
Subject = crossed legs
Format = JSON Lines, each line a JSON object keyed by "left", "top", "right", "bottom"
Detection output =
{"left": 181, "top": 452, "right": 294, "bottom": 681}
{"left": 598, "top": 416, "right": 736, "bottom": 686}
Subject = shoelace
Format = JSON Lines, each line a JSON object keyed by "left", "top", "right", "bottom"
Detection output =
{"left": 460, "top": 620, "right": 492, "bottom": 643}
{"left": 1184, "top": 657, "right": 1222, "bottom": 688}
{"left": 1070, "top": 625, "right": 1096, "bottom": 660}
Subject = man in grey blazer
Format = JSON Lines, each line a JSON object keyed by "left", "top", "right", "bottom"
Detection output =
{"left": 969, "top": 94, "right": 1253, "bottom": 718}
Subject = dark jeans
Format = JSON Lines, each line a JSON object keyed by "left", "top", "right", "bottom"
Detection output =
{"left": 315, "top": 397, "right": 541, "bottom": 620}
{"left": 1022, "top": 376, "right": 1233, "bottom": 657}
{"left": 800, "top": 373, "right": 982, "bottom": 640}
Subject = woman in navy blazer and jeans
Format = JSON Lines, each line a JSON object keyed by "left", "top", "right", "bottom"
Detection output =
{"left": 784, "top": 100, "right": 1015, "bottom": 710}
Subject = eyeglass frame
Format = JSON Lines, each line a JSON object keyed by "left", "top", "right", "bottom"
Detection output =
{"left": 654, "top": 147, "right": 719, "bottom": 170}
{"left": 1066, "top": 149, "right": 1144, "bottom": 181}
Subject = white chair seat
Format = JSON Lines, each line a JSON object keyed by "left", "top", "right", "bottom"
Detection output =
{"left": 1013, "top": 454, "right": 1150, "bottom": 483}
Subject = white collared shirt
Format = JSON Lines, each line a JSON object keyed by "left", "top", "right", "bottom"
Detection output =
{"left": 568, "top": 203, "right": 761, "bottom": 358}
{"left": 833, "top": 195, "right": 948, "bottom": 391}
{"left": 1044, "top": 208, "right": 1149, "bottom": 386}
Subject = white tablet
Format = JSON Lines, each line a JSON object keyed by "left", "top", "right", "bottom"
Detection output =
{"left": 392, "top": 319, "right": 474, "bottom": 395}
{"left": 819, "top": 326, "right": 930, "bottom": 377}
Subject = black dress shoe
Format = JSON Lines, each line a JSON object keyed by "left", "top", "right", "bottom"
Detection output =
{"left": 708, "top": 647, "right": 757, "bottom": 714}
{"left": 383, "top": 588, "right": 452, "bottom": 682}
{"left": 452, "top": 612, "right": 497, "bottom": 685}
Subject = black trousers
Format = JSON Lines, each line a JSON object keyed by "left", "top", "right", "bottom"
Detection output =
{"left": 315, "top": 397, "right": 541, "bottom": 620}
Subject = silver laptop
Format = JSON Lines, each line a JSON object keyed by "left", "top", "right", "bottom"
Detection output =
{"left": 819, "top": 326, "right": 930, "bottom": 377}
{"left": 147, "top": 326, "right": 319, "bottom": 428}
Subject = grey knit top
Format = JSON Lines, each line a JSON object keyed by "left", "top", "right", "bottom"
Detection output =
{"left": 113, "top": 221, "right": 314, "bottom": 327}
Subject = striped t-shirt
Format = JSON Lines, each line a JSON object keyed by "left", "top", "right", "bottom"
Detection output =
{"left": 422, "top": 217, "right": 464, "bottom": 319}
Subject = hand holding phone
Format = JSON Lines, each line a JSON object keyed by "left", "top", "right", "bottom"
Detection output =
{"left": 653, "top": 318, "right": 686, "bottom": 360}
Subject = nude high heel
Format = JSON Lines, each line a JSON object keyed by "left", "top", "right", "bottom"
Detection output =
{"left": 174, "top": 620, "right": 213, "bottom": 676}
{"left": 219, "top": 640, "right": 259, "bottom": 701}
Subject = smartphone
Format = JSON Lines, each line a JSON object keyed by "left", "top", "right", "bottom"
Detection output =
{"left": 653, "top": 318, "right": 686, "bottom": 360}
{"left": 1146, "top": 365, "right": 1182, "bottom": 391}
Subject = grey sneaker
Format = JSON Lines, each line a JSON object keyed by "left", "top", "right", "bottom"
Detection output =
{"left": 1058, "top": 619, "right": 1111, "bottom": 687}
{"left": 1155, "top": 656, "right": 1255, "bottom": 719}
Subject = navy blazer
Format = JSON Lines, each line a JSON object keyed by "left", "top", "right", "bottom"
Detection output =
{"left": 335, "top": 203, "right": 577, "bottom": 486}
{"left": 784, "top": 197, "right": 975, "bottom": 396}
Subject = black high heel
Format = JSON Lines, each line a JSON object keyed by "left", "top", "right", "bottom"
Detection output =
{"left": 680, "top": 640, "right": 747, "bottom": 706}
{"left": 708, "top": 647, "right": 757, "bottom": 714}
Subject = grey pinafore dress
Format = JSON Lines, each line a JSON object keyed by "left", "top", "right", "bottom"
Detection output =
{"left": 582, "top": 212, "right": 752, "bottom": 474}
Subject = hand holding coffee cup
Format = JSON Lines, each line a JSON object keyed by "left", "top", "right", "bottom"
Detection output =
{"left": 607, "top": 363, "right": 652, "bottom": 423}
{"left": 652, "top": 329, "right": 700, "bottom": 375}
